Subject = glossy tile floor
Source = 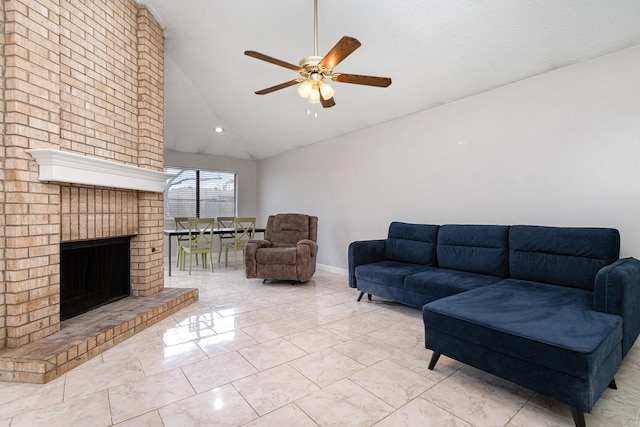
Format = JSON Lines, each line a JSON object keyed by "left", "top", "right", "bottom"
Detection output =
{"left": 1, "top": 265, "right": 639, "bottom": 426}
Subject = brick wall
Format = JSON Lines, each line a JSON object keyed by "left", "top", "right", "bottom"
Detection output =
{"left": 3, "top": 0, "right": 63, "bottom": 349}
{"left": 1, "top": 0, "right": 6, "bottom": 346}
{"left": 131, "top": 5, "right": 164, "bottom": 297}
{"left": 59, "top": 0, "right": 139, "bottom": 163}
{"left": 0, "top": 0, "right": 165, "bottom": 348}
{"left": 60, "top": 186, "right": 139, "bottom": 241}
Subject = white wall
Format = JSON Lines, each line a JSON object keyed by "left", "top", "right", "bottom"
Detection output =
{"left": 257, "top": 45, "right": 640, "bottom": 269}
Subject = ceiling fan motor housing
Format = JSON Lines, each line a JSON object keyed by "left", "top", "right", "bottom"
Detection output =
{"left": 299, "top": 56, "right": 332, "bottom": 79}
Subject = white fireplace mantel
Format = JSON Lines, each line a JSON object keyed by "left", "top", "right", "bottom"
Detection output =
{"left": 26, "top": 149, "right": 173, "bottom": 193}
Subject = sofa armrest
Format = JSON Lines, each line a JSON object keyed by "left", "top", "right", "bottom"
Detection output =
{"left": 348, "top": 239, "right": 387, "bottom": 288}
{"left": 296, "top": 240, "right": 318, "bottom": 281}
{"left": 594, "top": 257, "right": 640, "bottom": 357}
{"left": 297, "top": 239, "right": 318, "bottom": 257}
{"left": 244, "top": 240, "right": 272, "bottom": 278}
{"left": 246, "top": 239, "right": 272, "bottom": 251}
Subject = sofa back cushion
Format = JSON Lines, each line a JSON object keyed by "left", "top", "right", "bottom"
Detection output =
{"left": 509, "top": 225, "right": 620, "bottom": 290}
{"left": 437, "top": 224, "right": 510, "bottom": 277}
{"left": 385, "top": 222, "right": 438, "bottom": 265}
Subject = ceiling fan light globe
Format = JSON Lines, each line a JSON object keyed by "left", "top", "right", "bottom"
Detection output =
{"left": 298, "top": 80, "right": 314, "bottom": 98}
{"left": 319, "top": 81, "right": 335, "bottom": 99}
{"left": 308, "top": 89, "right": 321, "bottom": 104}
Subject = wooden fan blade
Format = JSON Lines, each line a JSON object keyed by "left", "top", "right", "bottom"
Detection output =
{"left": 320, "top": 91, "right": 335, "bottom": 108}
{"left": 319, "top": 36, "right": 361, "bottom": 70}
{"left": 244, "top": 51, "right": 300, "bottom": 71}
{"left": 255, "top": 79, "right": 302, "bottom": 95}
{"left": 333, "top": 73, "right": 392, "bottom": 87}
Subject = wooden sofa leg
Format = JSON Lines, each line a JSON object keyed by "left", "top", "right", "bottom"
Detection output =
{"left": 428, "top": 352, "right": 441, "bottom": 370}
{"left": 570, "top": 407, "right": 585, "bottom": 427}
{"left": 608, "top": 378, "right": 617, "bottom": 389}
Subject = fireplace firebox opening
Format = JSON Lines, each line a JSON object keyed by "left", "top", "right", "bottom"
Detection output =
{"left": 60, "top": 236, "right": 132, "bottom": 321}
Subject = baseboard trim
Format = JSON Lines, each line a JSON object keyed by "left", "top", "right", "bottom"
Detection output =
{"left": 317, "top": 263, "right": 348, "bottom": 276}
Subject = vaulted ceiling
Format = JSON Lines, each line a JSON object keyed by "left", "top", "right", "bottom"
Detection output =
{"left": 138, "top": 0, "right": 640, "bottom": 160}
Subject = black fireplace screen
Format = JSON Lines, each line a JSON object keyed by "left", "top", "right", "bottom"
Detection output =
{"left": 60, "top": 236, "right": 131, "bottom": 321}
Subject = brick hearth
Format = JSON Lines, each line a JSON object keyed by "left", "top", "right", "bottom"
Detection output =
{"left": 0, "top": 287, "right": 198, "bottom": 383}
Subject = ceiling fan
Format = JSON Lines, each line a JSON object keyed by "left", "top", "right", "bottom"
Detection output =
{"left": 244, "top": 0, "right": 392, "bottom": 108}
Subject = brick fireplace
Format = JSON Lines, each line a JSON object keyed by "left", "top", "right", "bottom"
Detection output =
{"left": 0, "top": 0, "right": 198, "bottom": 382}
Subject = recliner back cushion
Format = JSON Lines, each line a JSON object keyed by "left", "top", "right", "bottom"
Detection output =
{"left": 385, "top": 222, "right": 438, "bottom": 265}
{"left": 266, "top": 214, "right": 315, "bottom": 246}
{"left": 274, "top": 214, "right": 309, "bottom": 233}
{"left": 437, "top": 224, "right": 510, "bottom": 277}
{"left": 509, "top": 225, "right": 620, "bottom": 290}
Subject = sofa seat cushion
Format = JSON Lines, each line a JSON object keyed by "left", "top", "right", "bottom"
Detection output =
{"left": 256, "top": 247, "right": 296, "bottom": 265}
{"left": 355, "top": 261, "right": 430, "bottom": 289}
{"left": 423, "top": 280, "right": 622, "bottom": 379}
{"left": 405, "top": 268, "right": 502, "bottom": 300}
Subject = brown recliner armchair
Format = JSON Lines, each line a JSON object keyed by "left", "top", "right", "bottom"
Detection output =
{"left": 245, "top": 213, "right": 318, "bottom": 282}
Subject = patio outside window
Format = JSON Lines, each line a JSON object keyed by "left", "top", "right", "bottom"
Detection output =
{"left": 163, "top": 168, "right": 237, "bottom": 222}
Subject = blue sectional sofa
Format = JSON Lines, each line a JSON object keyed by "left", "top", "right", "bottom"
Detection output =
{"left": 348, "top": 222, "right": 640, "bottom": 427}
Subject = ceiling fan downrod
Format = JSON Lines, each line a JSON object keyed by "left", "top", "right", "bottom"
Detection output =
{"left": 300, "top": 0, "right": 326, "bottom": 78}
{"left": 313, "top": 0, "right": 318, "bottom": 57}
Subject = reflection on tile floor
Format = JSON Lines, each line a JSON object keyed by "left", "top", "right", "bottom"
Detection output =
{"left": 1, "top": 265, "right": 639, "bottom": 426}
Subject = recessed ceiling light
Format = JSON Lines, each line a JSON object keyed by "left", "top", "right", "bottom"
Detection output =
{"left": 214, "top": 127, "right": 223, "bottom": 133}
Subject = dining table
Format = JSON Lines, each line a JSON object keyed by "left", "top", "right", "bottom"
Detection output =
{"left": 164, "top": 227, "right": 265, "bottom": 276}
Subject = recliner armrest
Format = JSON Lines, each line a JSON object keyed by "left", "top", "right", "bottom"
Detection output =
{"left": 297, "top": 239, "right": 318, "bottom": 257}
{"left": 594, "top": 257, "right": 640, "bottom": 357}
{"left": 246, "top": 239, "right": 272, "bottom": 249}
{"left": 348, "top": 239, "right": 387, "bottom": 288}
{"left": 244, "top": 239, "right": 272, "bottom": 278}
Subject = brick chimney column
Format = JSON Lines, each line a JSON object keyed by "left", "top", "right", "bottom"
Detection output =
{"left": 130, "top": 6, "right": 164, "bottom": 297}
{"left": 2, "top": 0, "right": 62, "bottom": 348}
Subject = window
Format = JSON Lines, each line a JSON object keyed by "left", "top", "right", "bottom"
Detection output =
{"left": 164, "top": 168, "right": 236, "bottom": 220}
